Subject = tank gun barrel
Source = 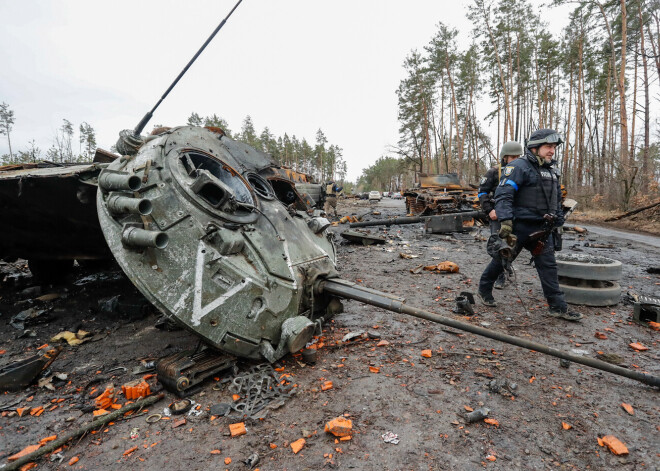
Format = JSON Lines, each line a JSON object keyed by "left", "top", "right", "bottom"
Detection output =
{"left": 349, "top": 211, "right": 483, "bottom": 229}
{"left": 316, "top": 279, "right": 660, "bottom": 388}
{"left": 349, "top": 216, "right": 424, "bottom": 228}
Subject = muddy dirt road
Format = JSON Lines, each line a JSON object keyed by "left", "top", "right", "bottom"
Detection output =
{"left": 1, "top": 197, "right": 658, "bottom": 470}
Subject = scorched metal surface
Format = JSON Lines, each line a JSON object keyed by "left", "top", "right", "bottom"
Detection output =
{"left": 96, "top": 126, "right": 339, "bottom": 361}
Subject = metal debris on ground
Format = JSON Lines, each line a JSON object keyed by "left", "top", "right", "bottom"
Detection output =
{"left": 488, "top": 379, "right": 517, "bottom": 397}
{"left": 633, "top": 295, "right": 660, "bottom": 324}
{"left": 341, "top": 229, "right": 387, "bottom": 246}
{"left": 453, "top": 292, "right": 475, "bottom": 316}
{"left": 228, "top": 364, "right": 294, "bottom": 419}
{"left": 97, "top": 294, "right": 150, "bottom": 319}
{"left": 341, "top": 331, "right": 365, "bottom": 342}
{"left": 465, "top": 407, "right": 490, "bottom": 423}
{"left": 167, "top": 398, "right": 193, "bottom": 415}
{"left": 381, "top": 431, "right": 400, "bottom": 445}
{"left": 156, "top": 349, "right": 236, "bottom": 396}
{"left": 10, "top": 307, "right": 53, "bottom": 330}
{"left": 209, "top": 403, "right": 232, "bottom": 417}
{"left": 301, "top": 348, "right": 317, "bottom": 364}
{"left": 0, "top": 346, "right": 62, "bottom": 392}
{"left": 244, "top": 453, "right": 259, "bottom": 468}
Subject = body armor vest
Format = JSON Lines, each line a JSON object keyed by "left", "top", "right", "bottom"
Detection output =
{"left": 515, "top": 162, "right": 558, "bottom": 219}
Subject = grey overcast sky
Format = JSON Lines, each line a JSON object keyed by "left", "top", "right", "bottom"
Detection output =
{"left": 0, "top": 0, "right": 572, "bottom": 181}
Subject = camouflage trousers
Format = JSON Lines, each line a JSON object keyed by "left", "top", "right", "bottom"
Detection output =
{"left": 324, "top": 196, "right": 337, "bottom": 216}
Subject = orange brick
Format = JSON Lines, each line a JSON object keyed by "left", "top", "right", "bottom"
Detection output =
{"left": 229, "top": 422, "right": 247, "bottom": 437}
{"left": 601, "top": 435, "right": 629, "bottom": 455}
{"left": 290, "top": 438, "right": 305, "bottom": 454}
{"left": 324, "top": 417, "right": 353, "bottom": 437}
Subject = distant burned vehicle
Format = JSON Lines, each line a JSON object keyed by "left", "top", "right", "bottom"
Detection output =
{"left": 402, "top": 173, "right": 480, "bottom": 216}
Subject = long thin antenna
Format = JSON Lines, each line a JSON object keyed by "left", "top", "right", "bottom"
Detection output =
{"left": 132, "top": 0, "right": 244, "bottom": 136}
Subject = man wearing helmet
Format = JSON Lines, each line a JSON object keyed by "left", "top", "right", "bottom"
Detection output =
{"left": 477, "top": 129, "right": 582, "bottom": 322}
{"left": 478, "top": 141, "right": 523, "bottom": 290}
{"left": 324, "top": 181, "right": 343, "bottom": 218}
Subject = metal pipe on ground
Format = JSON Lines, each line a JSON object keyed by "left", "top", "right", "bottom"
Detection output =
{"left": 349, "top": 216, "right": 423, "bottom": 228}
{"left": 349, "top": 211, "right": 483, "bottom": 229}
{"left": 317, "top": 279, "right": 660, "bottom": 388}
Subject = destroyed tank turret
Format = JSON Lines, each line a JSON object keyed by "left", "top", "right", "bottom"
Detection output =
{"left": 97, "top": 126, "right": 342, "bottom": 362}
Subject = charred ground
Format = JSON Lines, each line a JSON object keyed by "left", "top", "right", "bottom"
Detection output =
{"left": 0, "top": 198, "right": 658, "bottom": 470}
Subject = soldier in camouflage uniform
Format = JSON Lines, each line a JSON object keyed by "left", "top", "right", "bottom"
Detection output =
{"left": 323, "top": 181, "right": 343, "bottom": 218}
{"left": 478, "top": 141, "right": 523, "bottom": 289}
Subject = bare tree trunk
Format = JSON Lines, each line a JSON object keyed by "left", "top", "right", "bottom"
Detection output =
{"left": 576, "top": 37, "right": 584, "bottom": 186}
{"left": 445, "top": 53, "right": 463, "bottom": 173}
{"left": 619, "top": 0, "right": 629, "bottom": 167}
{"left": 601, "top": 57, "right": 611, "bottom": 191}
{"left": 460, "top": 84, "right": 474, "bottom": 178}
{"left": 480, "top": 1, "right": 513, "bottom": 140}
{"left": 638, "top": 1, "right": 651, "bottom": 191}
{"left": 646, "top": 9, "right": 660, "bottom": 85}
{"left": 506, "top": 32, "right": 515, "bottom": 139}
{"left": 629, "top": 40, "right": 638, "bottom": 162}
{"left": 515, "top": 32, "right": 521, "bottom": 141}
{"left": 563, "top": 65, "right": 574, "bottom": 182}
{"left": 430, "top": 102, "right": 439, "bottom": 174}
{"left": 535, "top": 44, "right": 543, "bottom": 128}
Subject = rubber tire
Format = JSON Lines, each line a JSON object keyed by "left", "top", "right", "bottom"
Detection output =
{"left": 558, "top": 277, "right": 621, "bottom": 306}
{"left": 556, "top": 253, "right": 622, "bottom": 281}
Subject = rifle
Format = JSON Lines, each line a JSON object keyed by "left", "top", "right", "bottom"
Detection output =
{"left": 527, "top": 198, "right": 578, "bottom": 255}
{"left": 528, "top": 214, "right": 557, "bottom": 255}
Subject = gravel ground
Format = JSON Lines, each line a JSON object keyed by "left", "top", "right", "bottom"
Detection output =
{"left": 0, "top": 197, "right": 658, "bottom": 470}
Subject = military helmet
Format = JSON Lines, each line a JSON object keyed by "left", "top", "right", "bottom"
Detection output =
{"left": 499, "top": 141, "right": 523, "bottom": 159}
{"left": 527, "top": 129, "right": 563, "bottom": 149}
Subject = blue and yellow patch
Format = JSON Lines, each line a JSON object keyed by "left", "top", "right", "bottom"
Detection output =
{"left": 503, "top": 166, "right": 515, "bottom": 176}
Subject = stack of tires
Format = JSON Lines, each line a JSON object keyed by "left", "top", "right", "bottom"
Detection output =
{"left": 556, "top": 253, "right": 622, "bottom": 306}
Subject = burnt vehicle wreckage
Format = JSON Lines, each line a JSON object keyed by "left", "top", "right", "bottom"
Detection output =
{"left": 1, "top": 0, "right": 658, "bottom": 415}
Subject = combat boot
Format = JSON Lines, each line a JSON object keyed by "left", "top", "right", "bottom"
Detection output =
{"left": 548, "top": 307, "right": 583, "bottom": 321}
{"left": 477, "top": 291, "right": 497, "bottom": 307}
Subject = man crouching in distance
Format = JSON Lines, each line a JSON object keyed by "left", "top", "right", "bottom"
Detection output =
{"left": 477, "top": 129, "right": 582, "bottom": 322}
{"left": 478, "top": 141, "right": 523, "bottom": 290}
